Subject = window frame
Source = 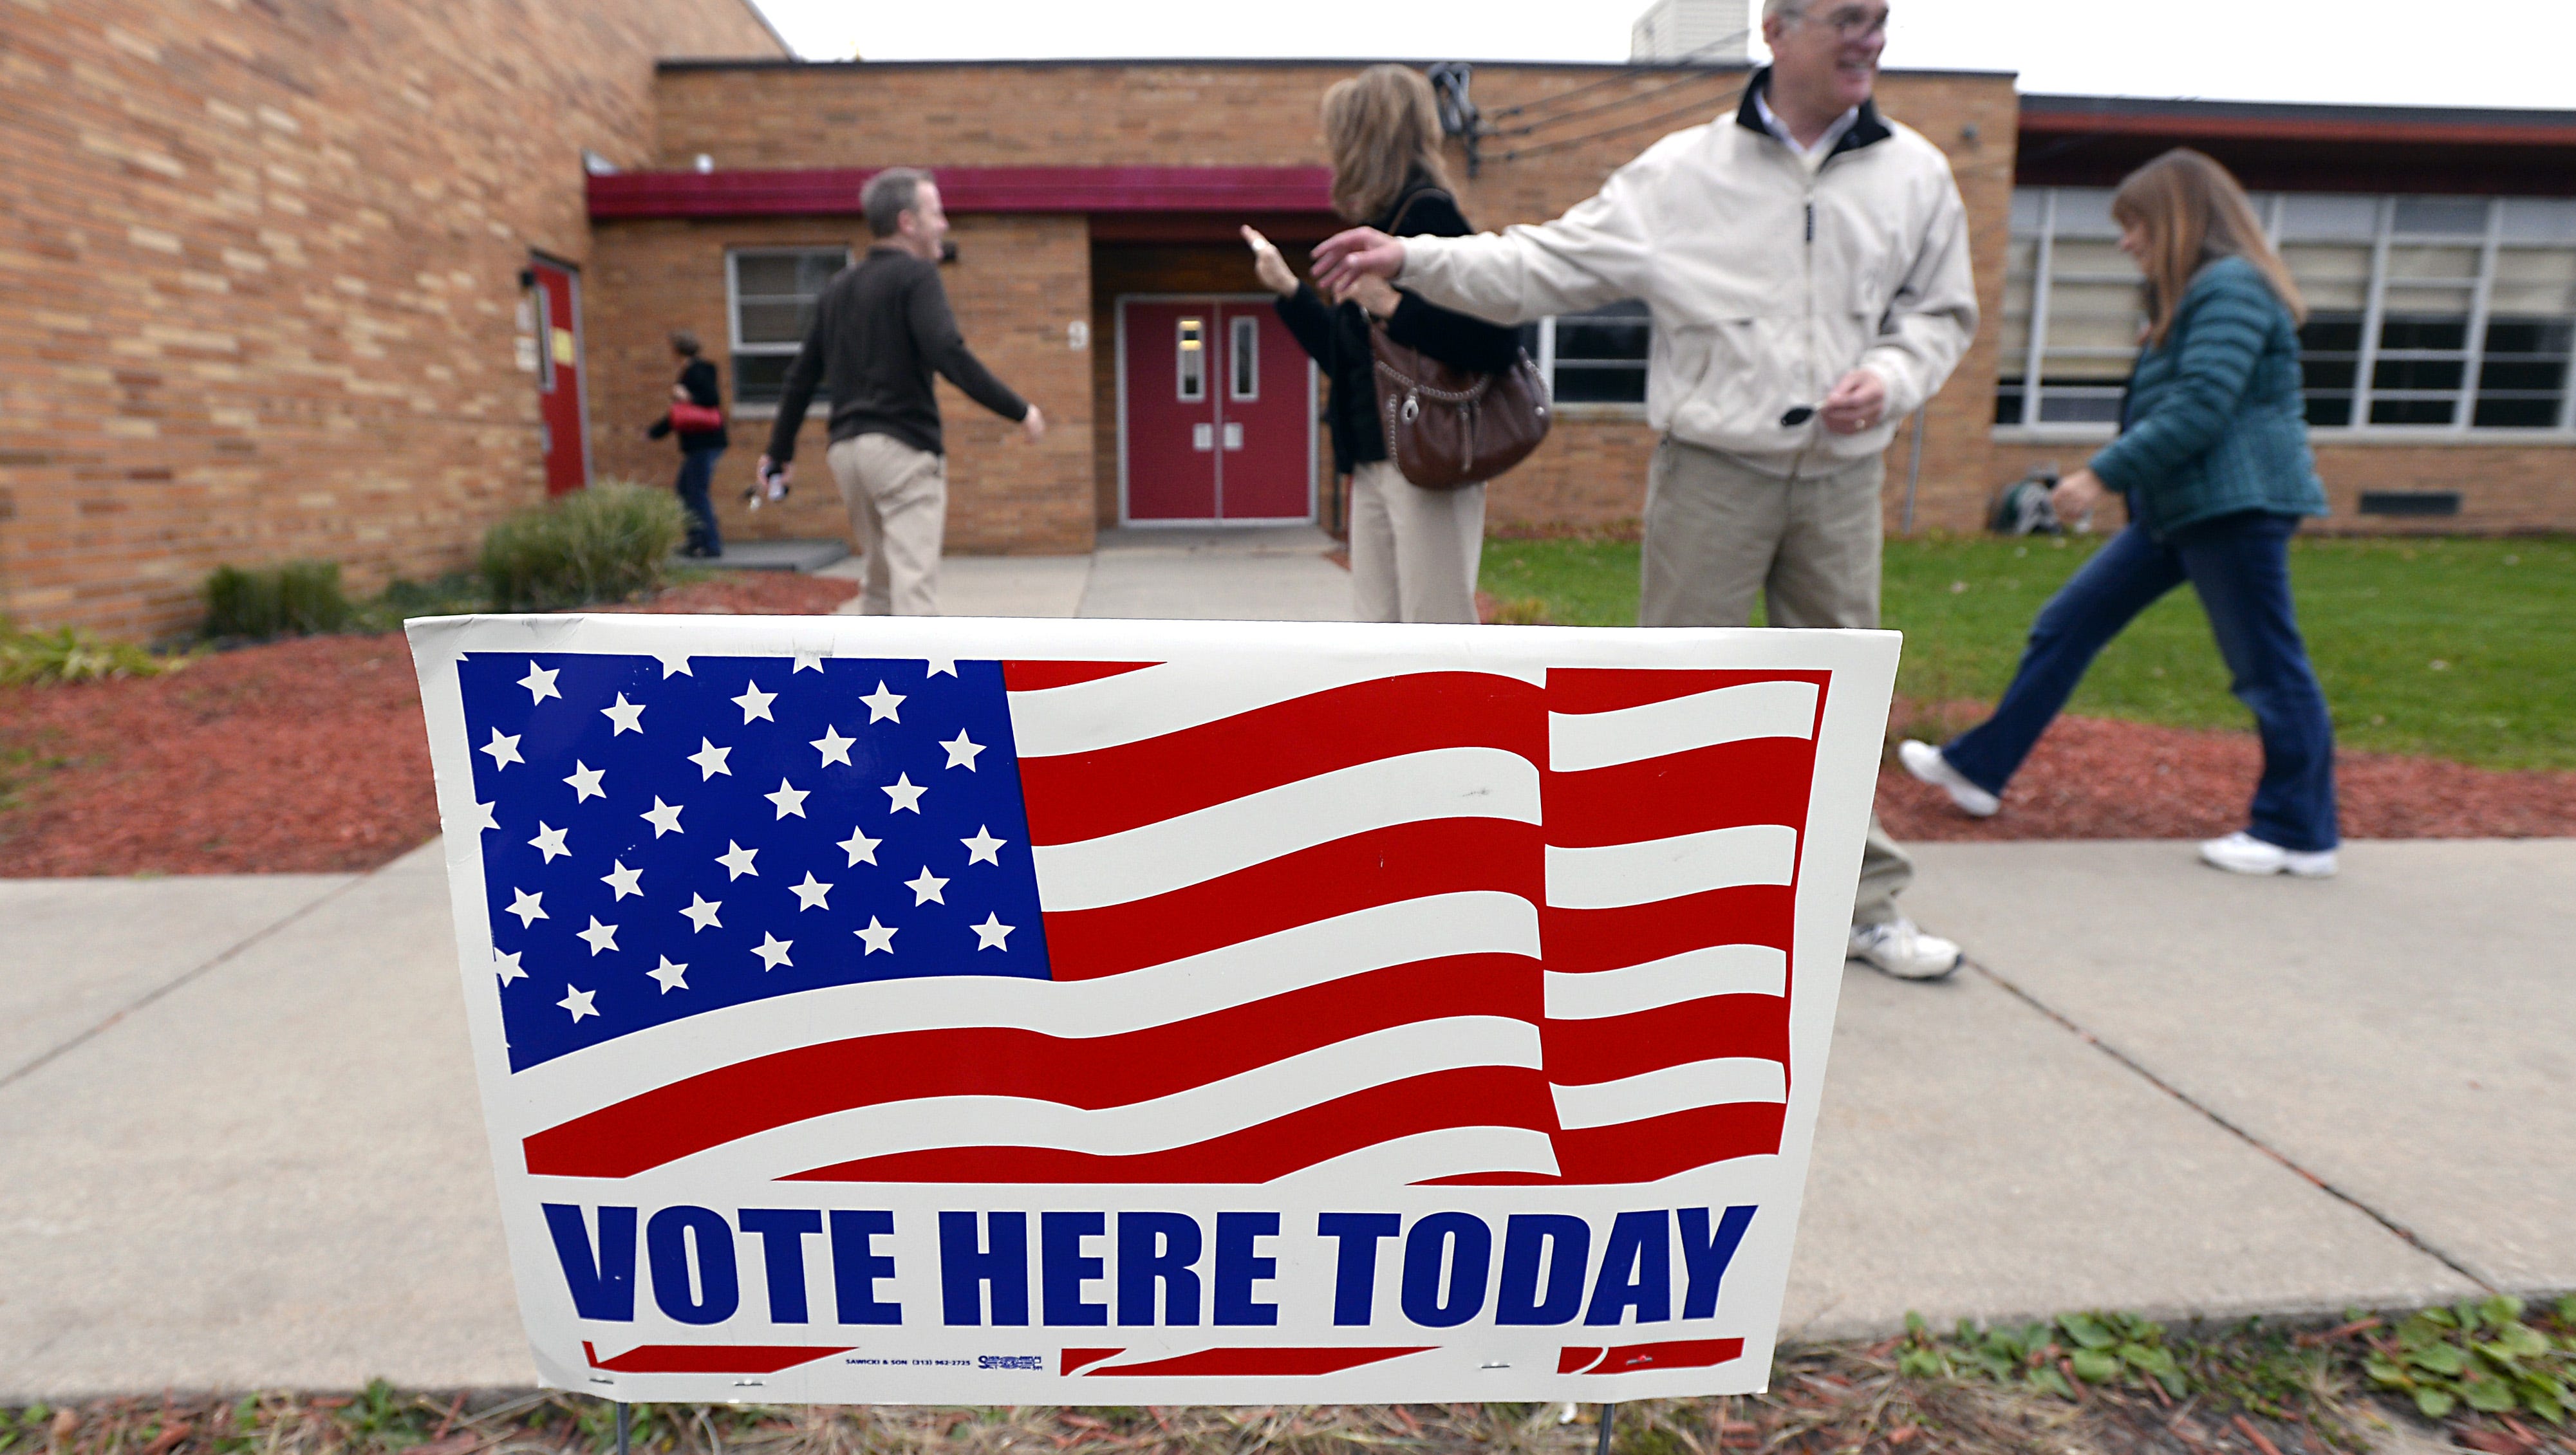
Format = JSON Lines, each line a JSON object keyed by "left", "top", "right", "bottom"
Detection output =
{"left": 724, "top": 245, "right": 855, "bottom": 418}
{"left": 1996, "top": 187, "right": 2576, "bottom": 444}
{"left": 1524, "top": 304, "right": 1653, "bottom": 414}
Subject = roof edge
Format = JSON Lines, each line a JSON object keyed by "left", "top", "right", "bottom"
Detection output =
{"left": 650, "top": 55, "right": 2015, "bottom": 80}
{"left": 2020, "top": 91, "right": 2576, "bottom": 131}
{"left": 728, "top": 0, "right": 796, "bottom": 60}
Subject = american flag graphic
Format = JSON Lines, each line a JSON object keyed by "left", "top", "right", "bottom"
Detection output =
{"left": 458, "top": 650, "right": 1827, "bottom": 1187}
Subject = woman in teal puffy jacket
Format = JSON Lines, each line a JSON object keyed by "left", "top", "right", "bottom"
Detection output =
{"left": 1899, "top": 149, "right": 2340, "bottom": 876}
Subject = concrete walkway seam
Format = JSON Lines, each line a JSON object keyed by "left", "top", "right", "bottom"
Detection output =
{"left": 1966, "top": 958, "right": 2498, "bottom": 1295}
{"left": 0, "top": 873, "right": 369, "bottom": 1094}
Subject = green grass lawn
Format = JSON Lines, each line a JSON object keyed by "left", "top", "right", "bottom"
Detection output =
{"left": 1480, "top": 532, "right": 2576, "bottom": 771}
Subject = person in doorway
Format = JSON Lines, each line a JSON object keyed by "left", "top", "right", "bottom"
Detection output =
{"left": 758, "top": 167, "right": 1045, "bottom": 616}
{"left": 1242, "top": 64, "right": 1520, "bottom": 625}
{"left": 1310, "top": 0, "right": 1979, "bottom": 978}
{"left": 646, "top": 330, "right": 726, "bottom": 558}
{"left": 1898, "top": 149, "right": 2339, "bottom": 876}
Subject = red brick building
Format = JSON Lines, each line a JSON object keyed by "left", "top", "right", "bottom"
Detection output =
{"left": 6, "top": 37, "right": 2574, "bottom": 640}
{"left": 0, "top": 0, "right": 789, "bottom": 638}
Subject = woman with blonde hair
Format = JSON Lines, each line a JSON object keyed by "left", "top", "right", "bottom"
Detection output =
{"left": 1241, "top": 64, "right": 1520, "bottom": 623}
{"left": 1899, "top": 148, "right": 2341, "bottom": 876}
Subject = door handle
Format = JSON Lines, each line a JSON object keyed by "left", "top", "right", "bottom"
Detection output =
{"left": 1192, "top": 423, "right": 1214, "bottom": 451}
{"left": 1222, "top": 422, "right": 1244, "bottom": 450}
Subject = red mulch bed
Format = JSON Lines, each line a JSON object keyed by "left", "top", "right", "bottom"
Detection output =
{"left": 1880, "top": 709, "right": 2576, "bottom": 842}
{"left": 0, "top": 575, "right": 855, "bottom": 878}
{"left": 5, "top": 575, "right": 2570, "bottom": 876}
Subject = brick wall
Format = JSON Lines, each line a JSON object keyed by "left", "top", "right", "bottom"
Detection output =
{"left": 1990, "top": 438, "right": 2576, "bottom": 537}
{"left": 588, "top": 213, "right": 1096, "bottom": 555}
{"left": 0, "top": 0, "right": 784, "bottom": 638}
{"left": 646, "top": 61, "right": 2028, "bottom": 544}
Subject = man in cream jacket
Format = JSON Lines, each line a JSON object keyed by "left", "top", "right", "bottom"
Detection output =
{"left": 1314, "top": 0, "right": 1977, "bottom": 980}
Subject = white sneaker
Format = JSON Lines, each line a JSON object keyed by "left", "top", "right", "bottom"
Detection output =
{"left": 2198, "top": 830, "right": 2337, "bottom": 878}
{"left": 1898, "top": 739, "right": 1999, "bottom": 817}
{"left": 1847, "top": 918, "right": 1964, "bottom": 981}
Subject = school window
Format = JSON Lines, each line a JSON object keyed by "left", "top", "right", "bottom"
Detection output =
{"left": 727, "top": 248, "right": 852, "bottom": 410}
{"left": 1999, "top": 188, "right": 2576, "bottom": 435}
{"left": 1518, "top": 301, "right": 1652, "bottom": 406}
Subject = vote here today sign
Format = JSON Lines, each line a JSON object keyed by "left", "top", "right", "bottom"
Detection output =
{"left": 406, "top": 613, "right": 1895, "bottom": 1405}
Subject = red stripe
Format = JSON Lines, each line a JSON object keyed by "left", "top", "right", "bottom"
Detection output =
{"left": 1060, "top": 1348, "right": 1125, "bottom": 1376}
{"left": 781, "top": 1066, "right": 1560, "bottom": 1183}
{"left": 1002, "top": 660, "right": 1157, "bottom": 691}
{"left": 1537, "top": 885, "right": 1795, "bottom": 975}
{"left": 581, "top": 1340, "right": 849, "bottom": 1374}
{"left": 1041, "top": 818, "right": 1544, "bottom": 980}
{"left": 1548, "top": 669, "right": 1831, "bottom": 716}
{"left": 1017, "top": 672, "right": 1543, "bottom": 844}
{"left": 1559, "top": 1339, "right": 1746, "bottom": 1375}
{"left": 1553, "top": 1102, "right": 1786, "bottom": 1182}
{"left": 1082, "top": 1346, "right": 1432, "bottom": 1377}
{"left": 1431, "top": 1102, "right": 1785, "bottom": 1184}
{"left": 1541, "top": 738, "right": 1819, "bottom": 848}
{"left": 523, "top": 954, "right": 1537, "bottom": 1178}
{"left": 1539, "top": 996, "right": 1789, "bottom": 1086}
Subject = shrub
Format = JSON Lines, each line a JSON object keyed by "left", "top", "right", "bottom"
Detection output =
{"left": 351, "top": 573, "right": 488, "bottom": 633}
{"left": 479, "top": 481, "right": 686, "bottom": 611}
{"left": 0, "top": 618, "right": 189, "bottom": 685}
{"left": 203, "top": 559, "right": 353, "bottom": 639}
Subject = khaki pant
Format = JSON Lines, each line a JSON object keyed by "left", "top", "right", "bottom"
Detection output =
{"left": 826, "top": 433, "right": 946, "bottom": 616}
{"left": 1640, "top": 438, "right": 1914, "bottom": 927}
{"left": 1350, "top": 459, "right": 1484, "bottom": 624}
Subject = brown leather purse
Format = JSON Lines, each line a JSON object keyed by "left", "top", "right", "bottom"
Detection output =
{"left": 1364, "top": 189, "right": 1551, "bottom": 490}
{"left": 1370, "top": 322, "right": 1552, "bottom": 490}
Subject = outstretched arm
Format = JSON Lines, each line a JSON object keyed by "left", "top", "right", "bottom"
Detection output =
{"left": 1314, "top": 138, "right": 1677, "bottom": 326}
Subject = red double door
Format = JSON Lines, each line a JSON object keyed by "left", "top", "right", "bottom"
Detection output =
{"left": 1122, "top": 297, "right": 1314, "bottom": 523}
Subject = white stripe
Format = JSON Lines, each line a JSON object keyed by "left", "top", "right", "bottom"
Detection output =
{"left": 1549, "top": 1057, "right": 1789, "bottom": 1131}
{"left": 1542, "top": 945, "right": 1787, "bottom": 1019}
{"left": 509, "top": 892, "right": 1540, "bottom": 1129}
{"left": 1549, "top": 680, "right": 1820, "bottom": 772}
{"left": 1273, "top": 1126, "right": 1562, "bottom": 1185}
{"left": 1031, "top": 748, "right": 1538, "bottom": 912}
{"left": 628, "top": 1016, "right": 1544, "bottom": 1183}
{"left": 1010, "top": 658, "right": 1540, "bottom": 759}
{"left": 1544, "top": 823, "right": 1797, "bottom": 909}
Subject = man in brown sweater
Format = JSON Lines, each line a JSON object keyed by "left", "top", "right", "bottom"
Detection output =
{"left": 759, "top": 167, "right": 1045, "bottom": 615}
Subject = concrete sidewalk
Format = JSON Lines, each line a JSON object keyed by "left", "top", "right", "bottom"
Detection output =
{"left": 4, "top": 548, "right": 2565, "bottom": 1396}
{"left": 820, "top": 526, "right": 1352, "bottom": 622}
{"left": 5, "top": 837, "right": 2564, "bottom": 1396}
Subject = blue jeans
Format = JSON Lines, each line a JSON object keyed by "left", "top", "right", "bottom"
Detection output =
{"left": 1941, "top": 512, "right": 2339, "bottom": 852}
{"left": 675, "top": 447, "right": 724, "bottom": 554}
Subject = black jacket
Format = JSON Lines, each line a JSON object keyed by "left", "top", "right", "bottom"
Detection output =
{"left": 647, "top": 358, "right": 728, "bottom": 452}
{"left": 1274, "top": 182, "right": 1522, "bottom": 474}
{"left": 765, "top": 244, "right": 1027, "bottom": 461}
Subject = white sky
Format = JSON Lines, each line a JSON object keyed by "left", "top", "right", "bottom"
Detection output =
{"left": 745, "top": 1, "right": 2576, "bottom": 111}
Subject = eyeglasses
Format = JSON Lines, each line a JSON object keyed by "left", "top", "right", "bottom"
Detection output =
{"left": 1795, "top": 4, "right": 1889, "bottom": 39}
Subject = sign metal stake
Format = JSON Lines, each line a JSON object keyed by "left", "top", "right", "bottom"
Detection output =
{"left": 1596, "top": 1404, "right": 1617, "bottom": 1455}
{"left": 615, "top": 1402, "right": 631, "bottom": 1455}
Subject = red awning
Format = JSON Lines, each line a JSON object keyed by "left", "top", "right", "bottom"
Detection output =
{"left": 588, "top": 165, "right": 1336, "bottom": 219}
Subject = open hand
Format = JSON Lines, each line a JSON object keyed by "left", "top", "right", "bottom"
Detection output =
{"left": 1022, "top": 403, "right": 1047, "bottom": 444}
{"left": 1311, "top": 227, "right": 1405, "bottom": 293}
{"left": 1820, "top": 369, "right": 1889, "bottom": 434}
{"left": 1242, "top": 226, "right": 1298, "bottom": 297}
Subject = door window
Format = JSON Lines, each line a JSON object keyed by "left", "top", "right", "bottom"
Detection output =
{"left": 1230, "top": 315, "right": 1260, "bottom": 400}
{"left": 1177, "top": 317, "right": 1206, "bottom": 401}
